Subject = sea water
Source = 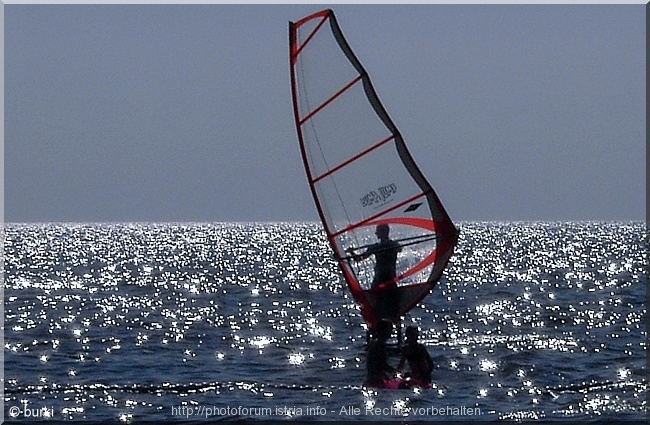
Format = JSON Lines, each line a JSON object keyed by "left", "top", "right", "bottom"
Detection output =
{"left": 3, "top": 222, "right": 647, "bottom": 422}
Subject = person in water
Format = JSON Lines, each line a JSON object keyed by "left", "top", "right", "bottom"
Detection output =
{"left": 346, "top": 224, "right": 402, "bottom": 321}
{"left": 396, "top": 325, "right": 433, "bottom": 387}
{"left": 364, "top": 319, "right": 395, "bottom": 387}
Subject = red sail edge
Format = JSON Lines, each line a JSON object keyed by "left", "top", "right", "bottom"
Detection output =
{"left": 289, "top": 9, "right": 458, "bottom": 330}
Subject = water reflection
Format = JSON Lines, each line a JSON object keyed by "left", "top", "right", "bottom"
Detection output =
{"left": 4, "top": 222, "right": 647, "bottom": 421}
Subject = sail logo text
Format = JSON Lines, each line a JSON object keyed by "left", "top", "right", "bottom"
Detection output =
{"left": 361, "top": 183, "right": 397, "bottom": 208}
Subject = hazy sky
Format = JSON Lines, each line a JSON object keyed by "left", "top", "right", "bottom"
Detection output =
{"left": 5, "top": 4, "right": 645, "bottom": 223}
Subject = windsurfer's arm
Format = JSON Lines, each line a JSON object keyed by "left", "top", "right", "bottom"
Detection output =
{"left": 396, "top": 352, "right": 406, "bottom": 373}
{"left": 424, "top": 347, "right": 434, "bottom": 374}
{"left": 345, "top": 247, "right": 370, "bottom": 262}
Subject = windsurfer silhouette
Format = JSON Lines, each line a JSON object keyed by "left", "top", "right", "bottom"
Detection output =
{"left": 346, "top": 224, "right": 402, "bottom": 322}
{"left": 364, "top": 319, "right": 395, "bottom": 387}
{"left": 396, "top": 325, "right": 433, "bottom": 388}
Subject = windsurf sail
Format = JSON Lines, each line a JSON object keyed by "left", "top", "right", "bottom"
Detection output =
{"left": 289, "top": 9, "right": 458, "bottom": 329}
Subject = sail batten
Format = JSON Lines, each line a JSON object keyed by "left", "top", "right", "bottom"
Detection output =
{"left": 298, "top": 75, "right": 362, "bottom": 126}
{"left": 290, "top": 12, "right": 330, "bottom": 64}
{"left": 312, "top": 135, "right": 395, "bottom": 184}
{"left": 290, "top": 9, "right": 458, "bottom": 329}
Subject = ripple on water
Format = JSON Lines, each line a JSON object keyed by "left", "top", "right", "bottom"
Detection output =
{"left": 3, "top": 222, "right": 647, "bottom": 421}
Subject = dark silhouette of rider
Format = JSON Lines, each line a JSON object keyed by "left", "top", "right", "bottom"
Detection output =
{"left": 364, "top": 319, "right": 395, "bottom": 387}
{"left": 346, "top": 224, "right": 402, "bottom": 321}
{"left": 396, "top": 325, "right": 433, "bottom": 386}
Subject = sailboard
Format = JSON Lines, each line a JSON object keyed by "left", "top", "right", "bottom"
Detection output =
{"left": 289, "top": 9, "right": 458, "bottom": 331}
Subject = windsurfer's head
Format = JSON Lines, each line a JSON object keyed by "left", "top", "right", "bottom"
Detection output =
{"left": 405, "top": 325, "right": 419, "bottom": 343}
{"left": 375, "top": 224, "right": 390, "bottom": 240}
{"left": 375, "top": 319, "right": 393, "bottom": 341}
